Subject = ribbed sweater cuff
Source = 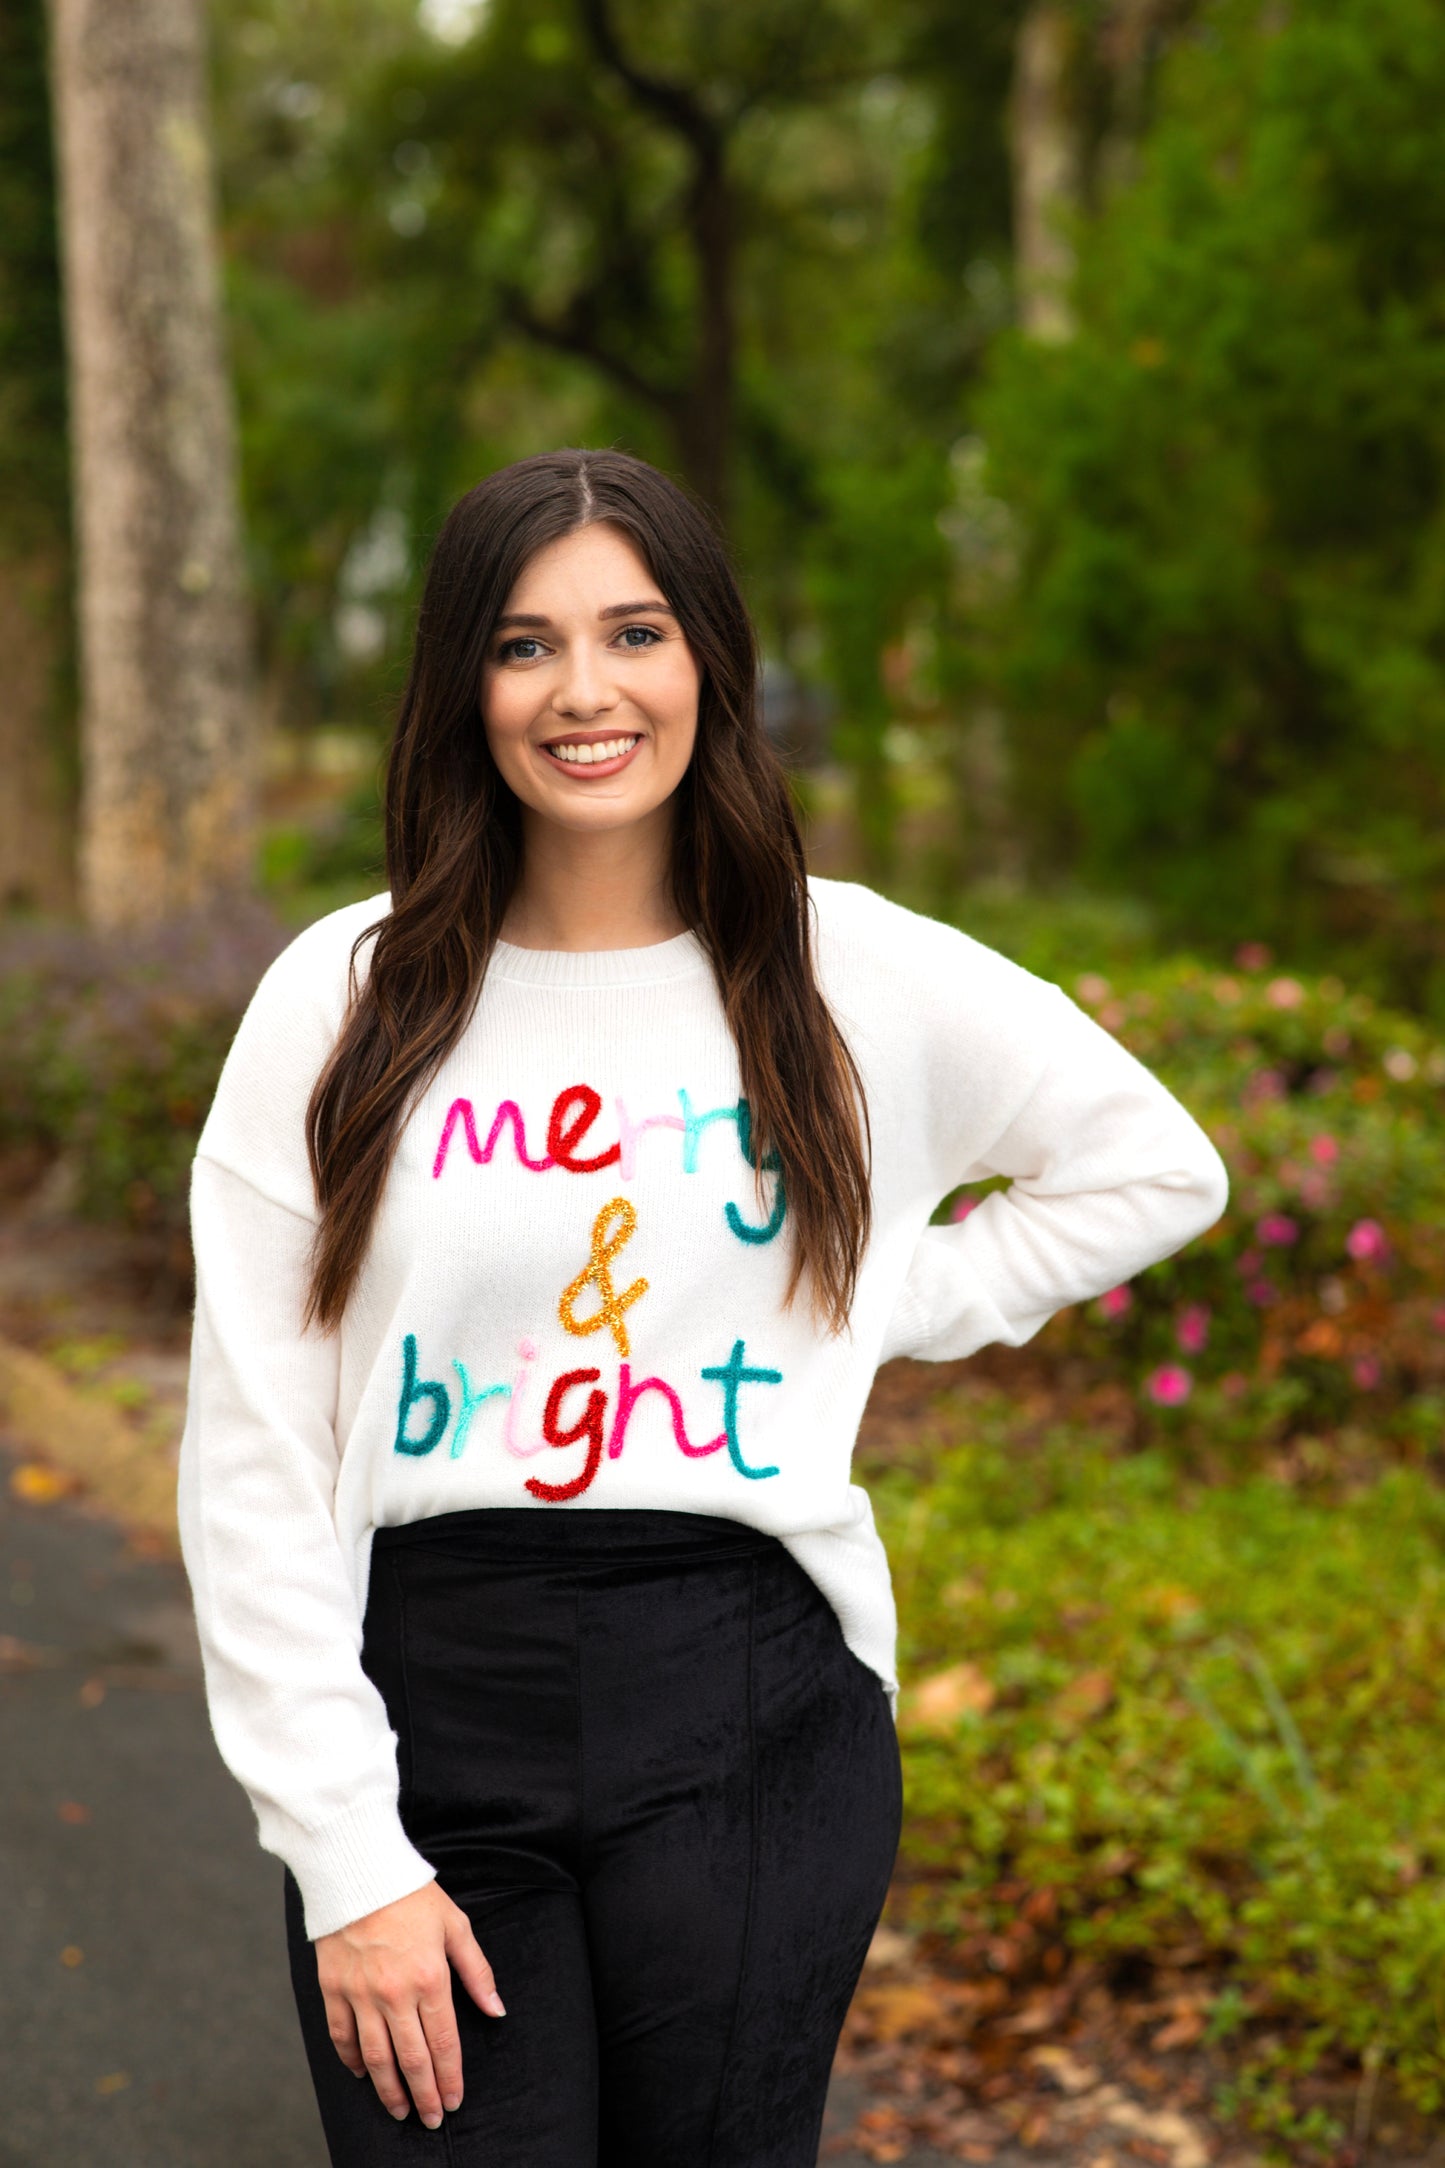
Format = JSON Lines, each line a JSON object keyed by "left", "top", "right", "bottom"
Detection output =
{"left": 270, "top": 1792, "right": 438, "bottom": 1941}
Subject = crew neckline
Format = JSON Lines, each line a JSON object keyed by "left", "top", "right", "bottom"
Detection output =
{"left": 487, "top": 928, "right": 711, "bottom": 988}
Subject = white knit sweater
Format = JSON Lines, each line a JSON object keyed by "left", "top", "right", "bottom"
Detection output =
{"left": 177, "top": 877, "right": 1228, "bottom": 1938}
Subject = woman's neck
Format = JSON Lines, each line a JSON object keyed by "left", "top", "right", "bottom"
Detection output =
{"left": 500, "top": 805, "right": 685, "bottom": 953}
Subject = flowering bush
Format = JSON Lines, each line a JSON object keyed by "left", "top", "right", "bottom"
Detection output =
{"left": 958, "top": 954, "right": 1445, "bottom": 1455}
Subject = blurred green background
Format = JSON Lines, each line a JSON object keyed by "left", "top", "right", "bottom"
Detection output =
{"left": 5, "top": 3, "right": 1445, "bottom": 2156}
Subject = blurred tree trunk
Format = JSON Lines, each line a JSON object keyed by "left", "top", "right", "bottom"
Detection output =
{"left": 1008, "top": 3, "right": 1082, "bottom": 341}
{"left": 46, "top": 0, "right": 255, "bottom": 930}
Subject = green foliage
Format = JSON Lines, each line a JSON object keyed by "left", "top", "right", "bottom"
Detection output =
{"left": 0, "top": 916, "right": 286, "bottom": 1243}
{"left": 0, "top": 0, "right": 68, "bottom": 549}
{"left": 974, "top": 0, "right": 1445, "bottom": 1011}
{"left": 880, "top": 1410, "right": 1445, "bottom": 2136}
{"left": 998, "top": 952, "right": 1445, "bottom": 1451}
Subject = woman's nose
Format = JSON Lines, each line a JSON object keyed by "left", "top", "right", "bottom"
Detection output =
{"left": 552, "top": 643, "right": 620, "bottom": 720}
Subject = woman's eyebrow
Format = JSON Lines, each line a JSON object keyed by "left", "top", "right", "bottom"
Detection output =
{"left": 493, "top": 599, "right": 676, "bottom": 631}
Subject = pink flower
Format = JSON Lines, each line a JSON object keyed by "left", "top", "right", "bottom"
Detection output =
{"left": 1298, "top": 1172, "right": 1332, "bottom": 1210}
{"left": 1098, "top": 1284, "right": 1134, "bottom": 1319}
{"left": 1236, "top": 1248, "right": 1264, "bottom": 1278}
{"left": 1309, "top": 1134, "right": 1339, "bottom": 1166}
{"left": 1243, "top": 1068, "right": 1287, "bottom": 1105}
{"left": 1175, "top": 1304, "right": 1211, "bottom": 1354}
{"left": 1431, "top": 1305, "right": 1445, "bottom": 1333}
{"left": 1146, "top": 1364, "right": 1193, "bottom": 1406}
{"left": 1245, "top": 1278, "right": 1278, "bottom": 1307}
{"left": 1266, "top": 976, "right": 1305, "bottom": 1010}
{"left": 949, "top": 1195, "right": 979, "bottom": 1224}
{"left": 1346, "top": 1219, "right": 1390, "bottom": 1265}
{"left": 1257, "top": 1213, "right": 1299, "bottom": 1247}
{"left": 1352, "top": 1354, "right": 1382, "bottom": 1390}
{"left": 1235, "top": 942, "right": 1273, "bottom": 971}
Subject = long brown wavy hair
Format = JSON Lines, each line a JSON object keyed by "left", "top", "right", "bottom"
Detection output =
{"left": 303, "top": 448, "right": 871, "bottom": 1333}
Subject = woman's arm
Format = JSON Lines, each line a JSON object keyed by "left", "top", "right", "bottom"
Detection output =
{"left": 179, "top": 1154, "right": 437, "bottom": 1932}
{"left": 881, "top": 981, "right": 1228, "bottom": 1364}
{"left": 180, "top": 1154, "right": 507, "bottom": 2127}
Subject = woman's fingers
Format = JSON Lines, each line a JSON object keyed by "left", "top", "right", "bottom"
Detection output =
{"left": 355, "top": 2007, "right": 411, "bottom": 2121}
{"left": 387, "top": 2003, "right": 448, "bottom": 2129}
{"left": 414, "top": 1978, "right": 466, "bottom": 2118}
{"left": 321, "top": 1990, "right": 365, "bottom": 2079}
{"left": 314, "top": 1884, "right": 506, "bottom": 2125}
{"left": 445, "top": 1904, "right": 507, "bottom": 2019}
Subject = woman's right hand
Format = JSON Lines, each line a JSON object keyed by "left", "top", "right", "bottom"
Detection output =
{"left": 315, "top": 1880, "right": 506, "bottom": 2128}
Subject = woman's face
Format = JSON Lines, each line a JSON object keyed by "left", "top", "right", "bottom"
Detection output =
{"left": 480, "top": 522, "right": 701, "bottom": 837}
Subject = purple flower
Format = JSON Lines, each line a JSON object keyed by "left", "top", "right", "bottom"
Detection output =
{"left": 1352, "top": 1354, "right": 1382, "bottom": 1390}
{"left": 1146, "top": 1365, "right": 1193, "bottom": 1406}
{"left": 1346, "top": 1219, "right": 1390, "bottom": 1265}
{"left": 1245, "top": 1278, "right": 1278, "bottom": 1307}
{"left": 1098, "top": 1284, "right": 1134, "bottom": 1319}
{"left": 1257, "top": 1214, "right": 1299, "bottom": 1248}
{"left": 1309, "top": 1134, "right": 1339, "bottom": 1166}
{"left": 1175, "top": 1304, "right": 1211, "bottom": 1354}
{"left": 1236, "top": 1248, "right": 1264, "bottom": 1278}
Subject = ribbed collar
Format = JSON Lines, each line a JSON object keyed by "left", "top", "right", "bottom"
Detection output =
{"left": 486, "top": 929, "right": 712, "bottom": 989}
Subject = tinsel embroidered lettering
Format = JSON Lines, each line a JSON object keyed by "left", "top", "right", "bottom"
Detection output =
{"left": 393, "top": 1333, "right": 451, "bottom": 1457}
{"left": 558, "top": 1196, "right": 649, "bottom": 1358}
{"left": 432, "top": 1097, "right": 553, "bottom": 1178}
{"left": 615, "top": 1096, "right": 685, "bottom": 1180}
{"left": 547, "top": 1084, "right": 623, "bottom": 1174}
{"left": 607, "top": 1363, "right": 726, "bottom": 1462}
{"left": 449, "top": 1360, "right": 510, "bottom": 1460}
{"left": 526, "top": 1369, "right": 607, "bottom": 1503}
{"left": 502, "top": 1338, "right": 546, "bottom": 1458}
{"left": 699, "top": 1338, "right": 783, "bottom": 1479}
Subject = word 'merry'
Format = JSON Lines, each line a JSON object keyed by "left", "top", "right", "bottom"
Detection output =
{"left": 431, "top": 1084, "right": 787, "bottom": 1246}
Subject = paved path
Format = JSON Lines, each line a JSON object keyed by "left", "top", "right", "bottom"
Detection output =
{"left": 0, "top": 1436, "right": 912, "bottom": 2168}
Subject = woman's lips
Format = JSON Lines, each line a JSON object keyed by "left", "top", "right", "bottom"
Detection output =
{"left": 540, "top": 732, "right": 642, "bottom": 779}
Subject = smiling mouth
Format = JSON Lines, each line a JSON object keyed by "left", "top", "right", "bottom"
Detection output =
{"left": 541, "top": 733, "right": 642, "bottom": 771}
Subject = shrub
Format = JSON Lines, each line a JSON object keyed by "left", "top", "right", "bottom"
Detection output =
{"left": 944, "top": 946, "right": 1445, "bottom": 1454}
{"left": 876, "top": 1402, "right": 1445, "bottom": 2144}
{"left": 0, "top": 912, "right": 288, "bottom": 1244}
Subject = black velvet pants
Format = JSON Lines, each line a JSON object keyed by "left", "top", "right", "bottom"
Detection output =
{"left": 284, "top": 1508, "right": 903, "bottom": 2166}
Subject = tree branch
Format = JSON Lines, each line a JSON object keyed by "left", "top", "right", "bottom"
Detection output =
{"left": 576, "top": 0, "right": 723, "bottom": 165}
{"left": 499, "top": 282, "right": 683, "bottom": 421}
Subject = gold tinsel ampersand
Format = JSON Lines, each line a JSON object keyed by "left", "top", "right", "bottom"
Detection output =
{"left": 558, "top": 1196, "right": 649, "bottom": 1358}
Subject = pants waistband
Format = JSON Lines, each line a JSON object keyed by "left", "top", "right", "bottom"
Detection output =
{"left": 370, "top": 1506, "right": 784, "bottom": 1565}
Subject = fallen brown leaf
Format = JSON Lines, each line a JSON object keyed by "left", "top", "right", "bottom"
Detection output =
{"left": 901, "top": 1660, "right": 996, "bottom": 1733}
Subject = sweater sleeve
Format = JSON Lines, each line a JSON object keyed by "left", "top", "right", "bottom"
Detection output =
{"left": 880, "top": 979, "right": 1229, "bottom": 1364}
{"left": 177, "top": 1155, "right": 437, "bottom": 1939}
{"left": 176, "top": 892, "right": 434, "bottom": 1941}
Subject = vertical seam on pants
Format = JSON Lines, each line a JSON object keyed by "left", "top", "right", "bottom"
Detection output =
{"left": 574, "top": 1572, "right": 587, "bottom": 1875}
{"left": 390, "top": 1555, "right": 419, "bottom": 1819}
{"left": 703, "top": 1556, "right": 759, "bottom": 2168}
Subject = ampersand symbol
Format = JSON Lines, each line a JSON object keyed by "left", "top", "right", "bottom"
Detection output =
{"left": 558, "top": 1196, "right": 650, "bottom": 1358}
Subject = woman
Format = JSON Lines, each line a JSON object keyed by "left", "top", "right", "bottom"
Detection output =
{"left": 178, "top": 446, "right": 1227, "bottom": 2166}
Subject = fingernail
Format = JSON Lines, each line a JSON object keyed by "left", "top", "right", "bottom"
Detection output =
{"left": 491, "top": 1996, "right": 507, "bottom": 2017}
{"left": 424, "top": 2114, "right": 442, "bottom": 2130}
{"left": 443, "top": 2096, "right": 461, "bottom": 2112}
{"left": 391, "top": 2106, "right": 408, "bottom": 2121}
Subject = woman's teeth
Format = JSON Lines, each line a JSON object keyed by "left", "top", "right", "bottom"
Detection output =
{"left": 547, "top": 736, "right": 639, "bottom": 766}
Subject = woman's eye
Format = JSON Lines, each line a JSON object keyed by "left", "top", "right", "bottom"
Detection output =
{"left": 618, "top": 624, "right": 660, "bottom": 648}
{"left": 498, "top": 636, "right": 543, "bottom": 661}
